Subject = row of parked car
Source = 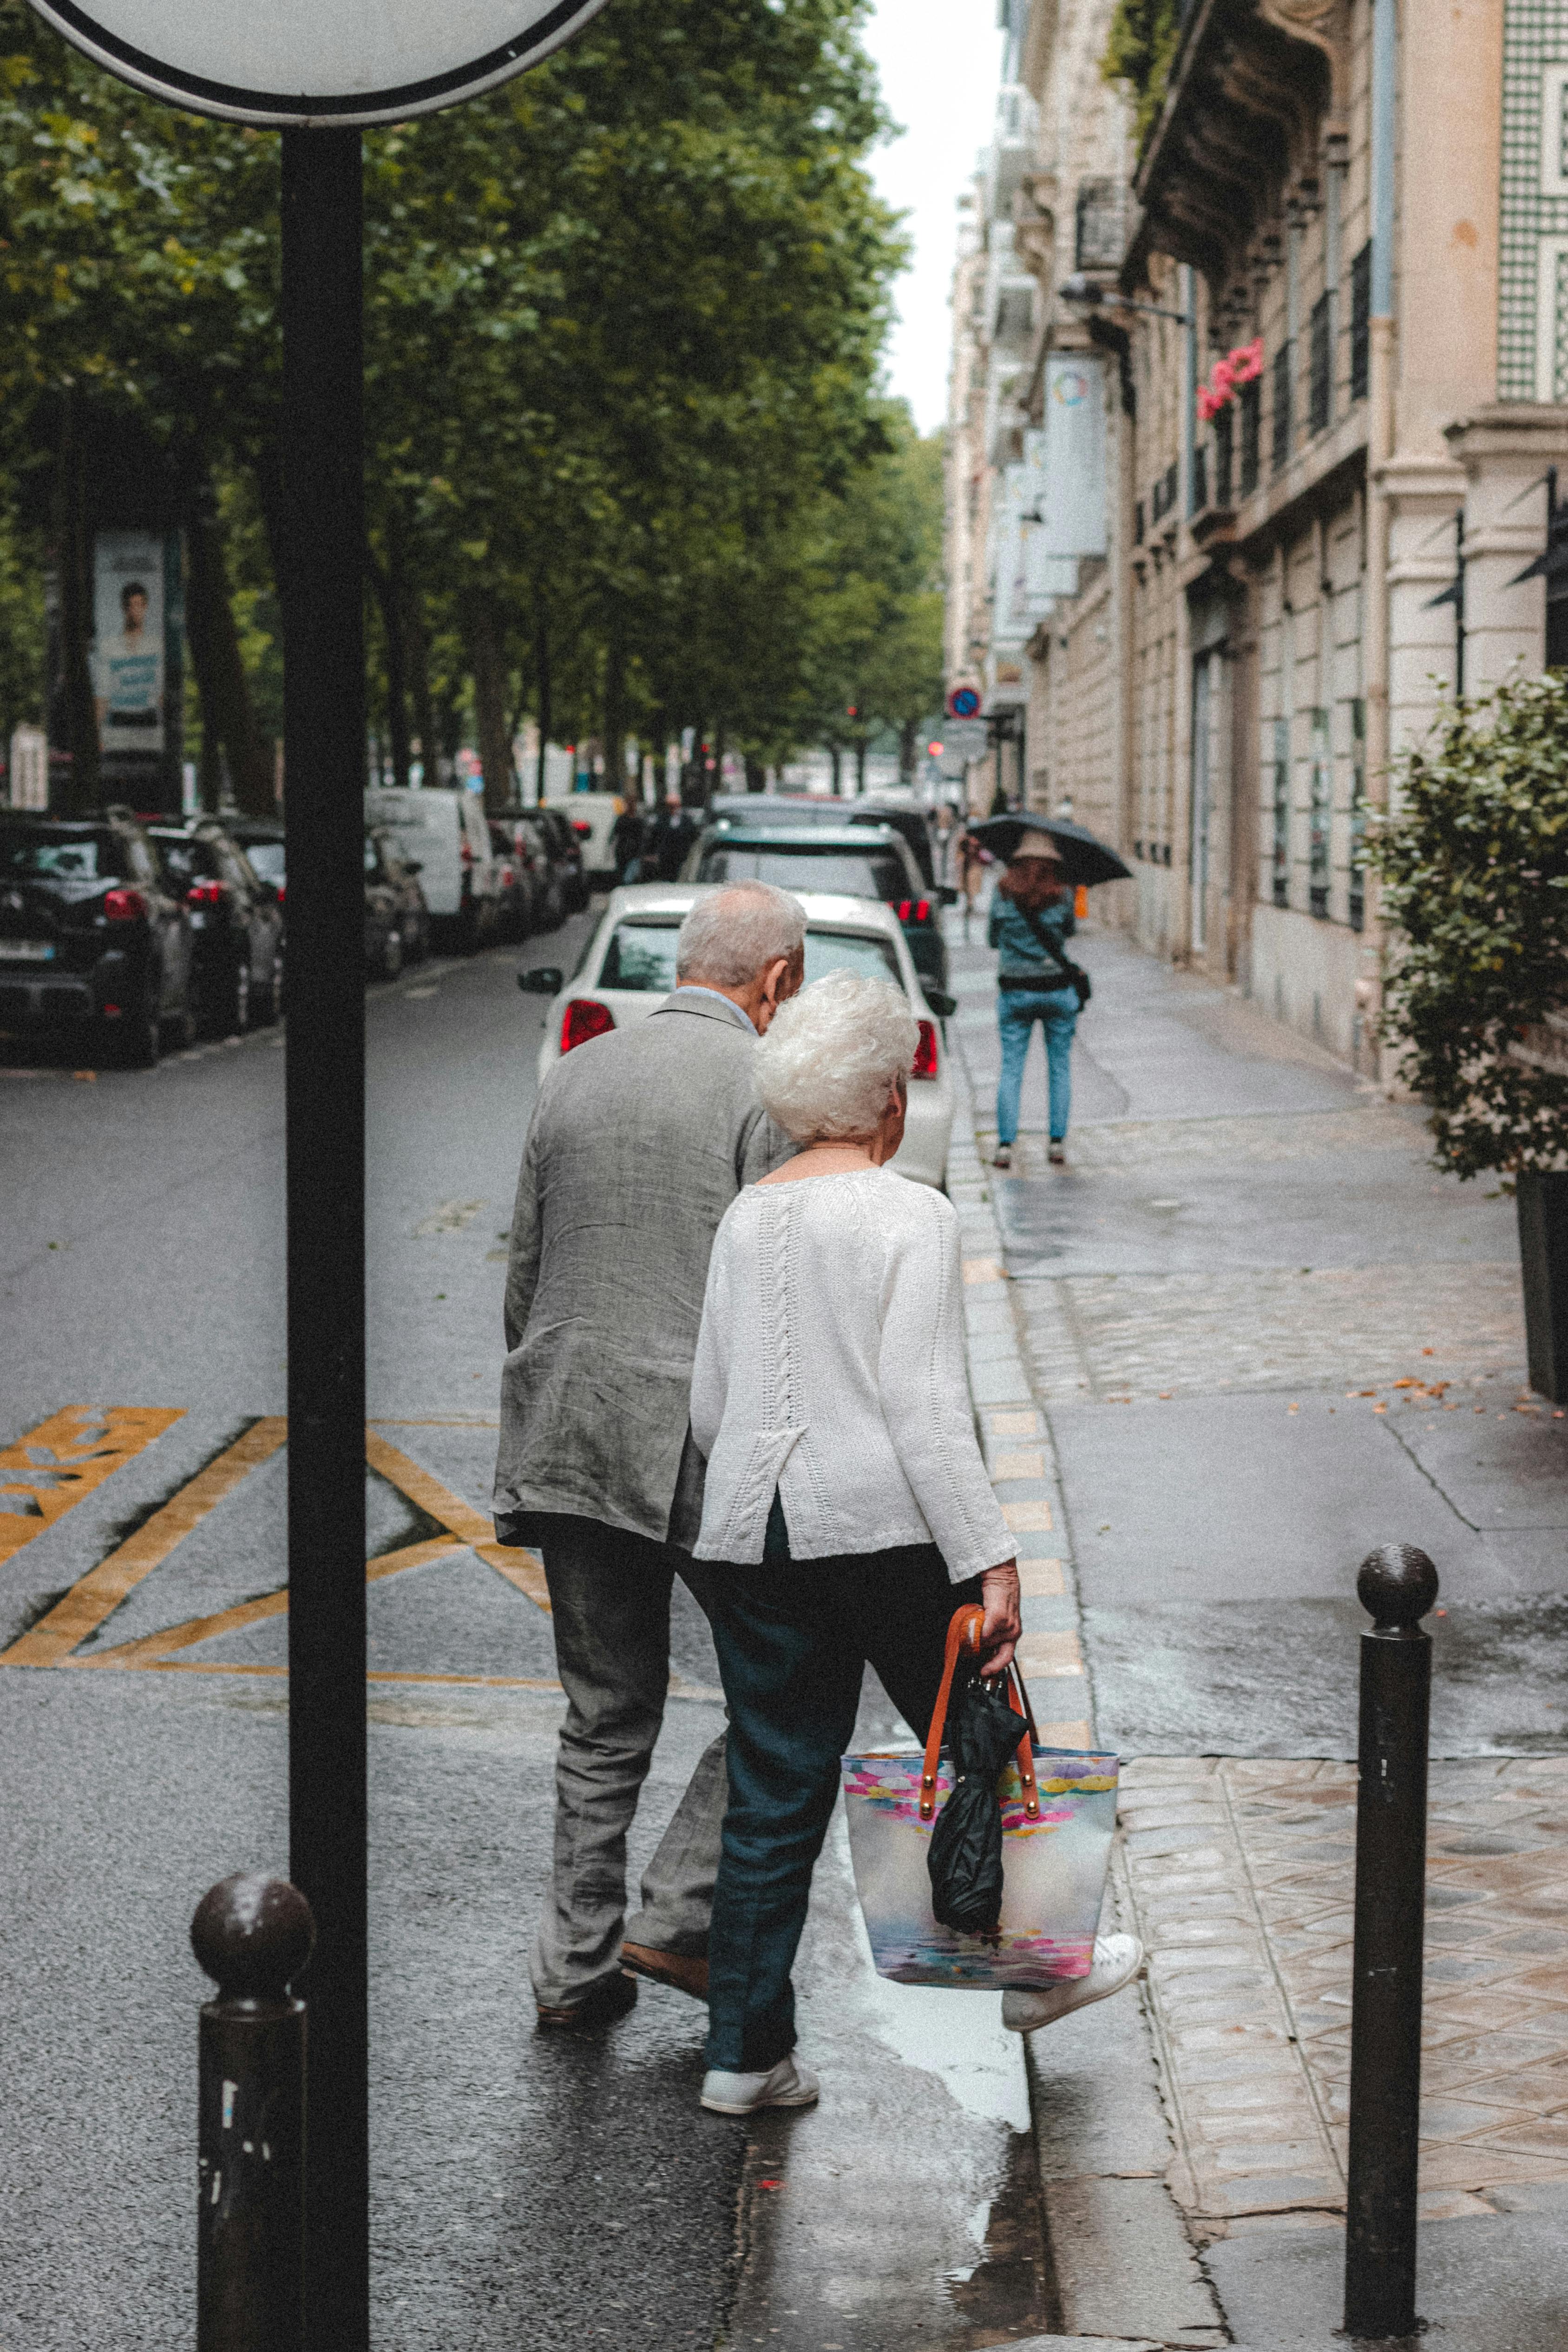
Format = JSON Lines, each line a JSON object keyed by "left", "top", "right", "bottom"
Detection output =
{"left": 0, "top": 787, "right": 596, "bottom": 1068}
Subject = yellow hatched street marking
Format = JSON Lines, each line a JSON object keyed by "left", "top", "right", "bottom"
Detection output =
{"left": 1017, "top": 1557, "right": 1065, "bottom": 1597}
{"left": 0, "top": 1406, "right": 183, "bottom": 1571}
{"left": 75, "top": 1536, "right": 463, "bottom": 1669}
{"left": 3, "top": 1417, "right": 549, "bottom": 1670}
{"left": 364, "top": 1432, "right": 551, "bottom": 1610}
{"left": 1001, "top": 1496, "right": 1053, "bottom": 1532}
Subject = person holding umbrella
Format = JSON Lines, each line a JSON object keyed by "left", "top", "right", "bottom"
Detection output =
{"left": 971, "top": 810, "right": 1130, "bottom": 1171}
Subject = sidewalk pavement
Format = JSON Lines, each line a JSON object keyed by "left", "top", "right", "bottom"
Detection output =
{"left": 942, "top": 905, "right": 1568, "bottom": 2351}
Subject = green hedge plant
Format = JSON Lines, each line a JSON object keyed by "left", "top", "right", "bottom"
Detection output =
{"left": 1372, "top": 671, "right": 1568, "bottom": 1180}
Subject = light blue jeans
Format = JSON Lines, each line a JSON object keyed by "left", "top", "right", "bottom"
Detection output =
{"left": 996, "top": 984, "right": 1079, "bottom": 1146}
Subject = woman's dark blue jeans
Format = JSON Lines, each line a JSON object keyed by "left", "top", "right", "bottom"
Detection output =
{"left": 704, "top": 1536, "right": 983, "bottom": 2073}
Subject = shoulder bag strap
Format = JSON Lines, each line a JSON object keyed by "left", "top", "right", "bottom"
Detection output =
{"left": 1017, "top": 900, "right": 1075, "bottom": 985}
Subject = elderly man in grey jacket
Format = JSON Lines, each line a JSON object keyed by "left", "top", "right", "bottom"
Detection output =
{"left": 494, "top": 880, "right": 804, "bottom": 2029}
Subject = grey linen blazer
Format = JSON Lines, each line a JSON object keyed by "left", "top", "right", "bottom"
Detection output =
{"left": 492, "top": 993, "right": 793, "bottom": 1549}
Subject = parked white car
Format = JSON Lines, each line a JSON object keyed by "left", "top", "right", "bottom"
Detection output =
{"left": 521, "top": 884, "right": 955, "bottom": 1187}
{"left": 543, "top": 792, "right": 625, "bottom": 887}
{"left": 363, "top": 786, "right": 501, "bottom": 950}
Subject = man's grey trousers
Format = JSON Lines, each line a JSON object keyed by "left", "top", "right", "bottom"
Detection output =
{"left": 532, "top": 1515, "right": 728, "bottom": 2010}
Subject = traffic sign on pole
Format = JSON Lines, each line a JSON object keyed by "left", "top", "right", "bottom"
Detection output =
{"left": 24, "top": 0, "right": 610, "bottom": 125}
{"left": 946, "top": 683, "right": 982, "bottom": 720}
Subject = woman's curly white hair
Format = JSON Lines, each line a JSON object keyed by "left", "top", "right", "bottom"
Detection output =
{"left": 755, "top": 968, "right": 918, "bottom": 1143}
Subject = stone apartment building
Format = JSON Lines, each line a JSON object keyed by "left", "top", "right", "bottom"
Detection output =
{"left": 949, "top": 0, "right": 1568, "bottom": 1071}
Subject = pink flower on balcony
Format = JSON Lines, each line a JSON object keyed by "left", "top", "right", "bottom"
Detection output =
{"left": 1229, "top": 337, "right": 1265, "bottom": 385}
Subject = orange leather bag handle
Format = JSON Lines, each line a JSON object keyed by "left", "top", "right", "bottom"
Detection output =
{"left": 919, "top": 1604, "right": 1040, "bottom": 1822}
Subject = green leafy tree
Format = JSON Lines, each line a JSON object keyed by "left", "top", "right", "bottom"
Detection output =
{"left": 1102, "top": 0, "right": 1181, "bottom": 146}
{"left": 1372, "top": 673, "right": 1568, "bottom": 1178}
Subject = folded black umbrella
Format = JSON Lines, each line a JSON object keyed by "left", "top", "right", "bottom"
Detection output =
{"left": 927, "top": 1663, "right": 1030, "bottom": 1938}
{"left": 970, "top": 812, "right": 1132, "bottom": 887}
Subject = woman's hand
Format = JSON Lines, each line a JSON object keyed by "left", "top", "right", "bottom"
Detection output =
{"left": 978, "top": 1559, "right": 1022, "bottom": 1677}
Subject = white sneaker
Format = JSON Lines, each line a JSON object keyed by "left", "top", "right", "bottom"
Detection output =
{"left": 1001, "top": 1933, "right": 1144, "bottom": 2034}
{"left": 700, "top": 2053, "right": 820, "bottom": 2116}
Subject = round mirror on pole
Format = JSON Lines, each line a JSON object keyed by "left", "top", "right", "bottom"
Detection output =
{"left": 22, "top": 0, "right": 611, "bottom": 124}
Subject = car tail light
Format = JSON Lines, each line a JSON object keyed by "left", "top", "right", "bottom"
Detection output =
{"left": 561, "top": 999, "right": 615, "bottom": 1054}
{"left": 187, "top": 879, "right": 226, "bottom": 907}
{"left": 103, "top": 887, "right": 147, "bottom": 922}
{"left": 460, "top": 839, "right": 476, "bottom": 866}
{"left": 912, "top": 1018, "right": 939, "bottom": 1080}
{"left": 571, "top": 819, "right": 592, "bottom": 838}
{"left": 894, "top": 898, "right": 931, "bottom": 924}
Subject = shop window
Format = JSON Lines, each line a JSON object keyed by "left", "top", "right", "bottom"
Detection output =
{"left": 1309, "top": 709, "right": 1331, "bottom": 916}
{"left": 1349, "top": 697, "right": 1366, "bottom": 931}
{"left": 1272, "top": 717, "right": 1290, "bottom": 907}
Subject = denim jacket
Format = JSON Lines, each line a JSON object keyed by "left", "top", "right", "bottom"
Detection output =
{"left": 988, "top": 891, "right": 1076, "bottom": 982}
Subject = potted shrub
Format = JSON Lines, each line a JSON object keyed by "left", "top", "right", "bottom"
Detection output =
{"left": 1372, "top": 672, "right": 1568, "bottom": 1399}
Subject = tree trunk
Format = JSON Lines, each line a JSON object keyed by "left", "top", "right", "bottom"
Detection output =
{"left": 899, "top": 717, "right": 918, "bottom": 781}
{"left": 465, "top": 594, "right": 513, "bottom": 811}
{"left": 367, "top": 546, "right": 412, "bottom": 789}
{"left": 854, "top": 735, "right": 867, "bottom": 795}
{"left": 534, "top": 609, "right": 551, "bottom": 804}
{"left": 744, "top": 753, "right": 765, "bottom": 793}
{"left": 603, "top": 608, "right": 626, "bottom": 803}
{"left": 829, "top": 740, "right": 842, "bottom": 795}
{"left": 52, "top": 394, "right": 98, "bottom": 814}
{"left": 184, "top": 473, "right": 274, "bottom": 814}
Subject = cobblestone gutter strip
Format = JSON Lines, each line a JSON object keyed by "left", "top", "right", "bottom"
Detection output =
{"left": 1121, "top": 1755, "right": 1568, "bottom": 2246}
{"left": 950, "top": 1038, "right": 1227, "bottom": 2348}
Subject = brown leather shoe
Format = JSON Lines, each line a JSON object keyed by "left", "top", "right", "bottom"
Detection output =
{"left": 619, "top": 1942, "right": 709, "bottom": 2001}
{"left": 535, "top": 1972, "right": 638, "bottom": 2032}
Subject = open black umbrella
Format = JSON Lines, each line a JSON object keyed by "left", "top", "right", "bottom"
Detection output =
{"left": 970, "top": 811, "right": 1132, "bottom": 887}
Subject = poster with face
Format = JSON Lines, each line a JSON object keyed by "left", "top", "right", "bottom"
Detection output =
{"left": 93, "top": 531, "right": 166, "bottom": 756}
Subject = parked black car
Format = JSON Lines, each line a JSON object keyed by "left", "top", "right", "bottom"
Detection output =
{"left": 488, "top": 820, "right": 536, "bottom": 942}
{"left": 225, "top": 817, "right": 286, "bottom": 898}
{"left": 364, "top": 827, "right": 431, "bottom": 978}
{"left": 687, "top": 821, "right": 951, "bottom": 997}
{"left": 147, "top": 819, "right": 284, "bottom": 1037}
{"left": 0, "top": 807, "right": 194, "bottom": 1065}
{"left": 530, "top": 806, "right": 589, "bottom": 913}
{"left": 707, "top": 792, "right": 940, "bottom": 889}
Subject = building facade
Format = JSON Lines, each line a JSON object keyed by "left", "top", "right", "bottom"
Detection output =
{"left": 949, "top": 0, "right": 1568, "bottom": 1072}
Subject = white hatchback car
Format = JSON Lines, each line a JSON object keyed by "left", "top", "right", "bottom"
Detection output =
{"left": 521, "top": 884, "right": 955, "bottom": 1188}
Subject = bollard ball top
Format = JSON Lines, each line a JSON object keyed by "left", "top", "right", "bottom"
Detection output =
{"left": 190, "top": 1872, "right": 315, "bottom": 2001}
{"left": 1357, "top": 1543, "right": 1439, "bottom": 1630}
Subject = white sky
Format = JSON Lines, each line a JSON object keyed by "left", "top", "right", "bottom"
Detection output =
{"left": 860, "top": 0, "right": 1006, "bottom": 436}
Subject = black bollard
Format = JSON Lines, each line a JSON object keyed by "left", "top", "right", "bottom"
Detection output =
{"left": 192, "top": 1874, "right": 316, "bottom": 2352}
{"left": 1343, "top": 1544, "right": 1438, "bottom": 2341}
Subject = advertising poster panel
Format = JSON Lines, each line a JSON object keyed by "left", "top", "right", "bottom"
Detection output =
{"left": 92, "top": 529, "right": 166, "bottom": 759}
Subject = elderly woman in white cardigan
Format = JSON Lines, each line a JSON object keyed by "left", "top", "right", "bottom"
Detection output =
{"left": 685, "top": 970, "right": 1022, "bottom": 2116}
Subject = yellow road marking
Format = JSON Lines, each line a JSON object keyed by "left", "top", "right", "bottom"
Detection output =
{"left": 365, "top": 1432, "right": 551, "bottom": 1610}
{"left": 1037, "top": 1720, "right": 1094, "bottom": 1750}
{"left": 1001, "top": 1497, "right": 1053, "bottom": 1532}
{"left": 75, "top": 1536, "right": 463, "bottom": 1669}
{"left": 1, "top": 1416, "right": 277, "bottom": 1667}
{"left": 1017, "top": 1557, "right": 1065, "bottom": 1597}
{"left": 0, "top": 1405, "right": 183, "bottom": 1570}
{"left": 131, "top": 1663, "right": 720, "bottom": 1701}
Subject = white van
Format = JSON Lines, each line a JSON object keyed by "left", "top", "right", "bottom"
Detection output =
{"left": 543, "top": 792, "right": 625, "bottom": 887}
{"left": 363, "top": 787, "right": 501, "bottom": 949}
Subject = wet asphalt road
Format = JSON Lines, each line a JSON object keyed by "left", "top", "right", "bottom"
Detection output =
{"left": 0, "top": 920, "right": 756, "bottom": 2349}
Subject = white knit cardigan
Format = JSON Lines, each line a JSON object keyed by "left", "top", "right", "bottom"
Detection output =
{"left": 688, "top": 1167, "right": 1016, "bottom": 1580}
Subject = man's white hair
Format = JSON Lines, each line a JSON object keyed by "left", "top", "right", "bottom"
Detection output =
{"left": 676, "top": 882, "right": 805, "bottom": 988}
{"left": 755, "top": 969, "right": 918, "bottom": 1142}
